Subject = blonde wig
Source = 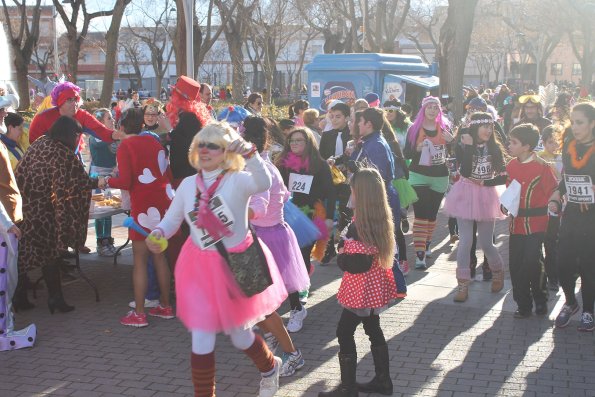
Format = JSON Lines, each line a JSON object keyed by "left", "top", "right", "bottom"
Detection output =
{"left": 188, "top": 121, "right": 245, "bottom": 172}
{"left": 350, "top": 168, "right": 396, "bottom": 268}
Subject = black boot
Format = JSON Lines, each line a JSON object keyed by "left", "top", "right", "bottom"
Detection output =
{"left": 321, "top": 238, "right": 337, "bottom": 265}
{"left": 319, "top": 353, "right": 358, "bottom": 397}
{"left": 357, "top": 344, "right": 393, "bottom": 395}
{"left": 12, "top": 274, "right": 35, "bottom": 312}
{"left": 42, "top": 263, "right": 75, "bottom": 314}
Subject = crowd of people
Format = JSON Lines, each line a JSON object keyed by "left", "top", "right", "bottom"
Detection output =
{"left": 0, "top": 74, "right": 593, "bottom": 396}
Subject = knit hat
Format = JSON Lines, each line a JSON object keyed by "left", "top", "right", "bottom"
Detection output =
{"left": 421, "top": 96, "right": 441, "bottom": 108}
{"left": 279, "top": 119, "right": 296, "bottom": 130}
{"left": 364, "top": 92, "right": 380, "bottom": 107}
{"left": 51, "top": 82, "right": 81, "bottom": 107}
{"left": 467, "top": 97, "right": 488, "bottom": 111}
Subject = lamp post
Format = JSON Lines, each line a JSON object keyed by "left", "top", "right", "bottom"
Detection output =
{"left": 52, "top": 4, "right": 59, "bottom": 75}
{"left": 182, "top": 0, "right": 194, "bottom": 78}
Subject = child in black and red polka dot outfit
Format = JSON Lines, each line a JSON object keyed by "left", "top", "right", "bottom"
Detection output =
{"left": 319, "top": 167, "right": 399, "bottom": 397}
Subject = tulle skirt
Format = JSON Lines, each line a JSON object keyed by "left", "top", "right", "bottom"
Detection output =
{"left": 175, "top": 234, "right": 288, "bottom": 333}
{"left": 283, "top": 200, "right": 320, "bottom": 247}
{"left": 392, "top": 178, "right": 418, "bottom": 208}
{"left": 443, "top": 177, "right": 506, "bottom": 221}
{"left": 253, "top": 223, "right": 310, "bottom": 294}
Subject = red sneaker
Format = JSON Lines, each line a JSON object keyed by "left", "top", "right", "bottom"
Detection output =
{"left": 148, "top": 305, "right": 175, "bottom": 319}
{"left": 120, "top": 311, "right": 148, "bottom": 327}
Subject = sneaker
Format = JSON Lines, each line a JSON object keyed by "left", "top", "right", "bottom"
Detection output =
{"left": 401, "top": 218, "right": 410, "bottom": 234}
{"left": 148, "top": 305, "right": 175, "bottom": 319}
{"left": 97, "top": 244, "right": 113, "bottom": 257}
{"left": 108, "top": 244, "right": 121, "bottom": 256}
{"left": 279, "top": 349, "right": 305, "bottom": 377}
{"left": 555, "top": 303, "right": 580, "bottom": 328}
{"left": 120, "top": 311, "right": 148, "bottom": 327}
{"left": 414, "top": 254, "right": 426, "bottom": 270}
{"left": 398, "top": 260, "right": 410, "bottom": 276}
{"left": 259, "top": 356, "right": 282, "bottom": 397}
{"left": 449, "top": 234, "right": 459, "bottom": 244}
{"left": 425, "top": 241, "right": 432, "bottom": 258}
{"left": 287, "top": 307, "right": 307, "bottom": 333}
{"left": 298, "top": 289, "right": 309, "bottom": 305}
{"left": 514, "top": 309, "right": 531, "bottom": 319}
{"left": 129, "top": 298, "right": 160, "bottom": 309}
{"left": 547, "top": 279, "right": 559, "bottom": 291}
{"left": 264, "top": 332, "right": 279, "bottom": 354}
{"left": 535, "top": 303, "right": 548, "bottom": 316}
{"left": 577, "top": 312, "right": 594, "bottom": 332}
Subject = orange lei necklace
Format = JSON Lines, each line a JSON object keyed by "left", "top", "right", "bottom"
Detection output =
{"left": 568, "top": 139, "right": 595, "bottom": 169}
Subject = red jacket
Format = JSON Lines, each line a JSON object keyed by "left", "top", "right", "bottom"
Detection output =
{"left": 29, "top": 107, "right": 114, "bottom": 144}
{"left": 506, "top": 156, "right": 558, "bottom": 235}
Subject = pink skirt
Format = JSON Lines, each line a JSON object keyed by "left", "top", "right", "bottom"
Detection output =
{"left": 175, "top": 234, "right": 288, "bottom": 333}
{"left": 443, "top": 177, "right": 506, "bottom": 221}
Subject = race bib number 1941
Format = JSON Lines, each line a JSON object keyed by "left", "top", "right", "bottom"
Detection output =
{"left": 565, "top": 175, "right": 594, "bottom": 204}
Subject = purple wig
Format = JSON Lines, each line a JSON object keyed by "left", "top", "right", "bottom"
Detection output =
{"left": 406, "top": 96, "right": 451, "bottom": 147}
{"left": 50, "top": 82, "right": 81, "bottom": 106}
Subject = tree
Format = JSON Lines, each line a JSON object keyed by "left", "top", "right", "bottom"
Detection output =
{"left": 100, "top": 0, "right": 132, "bottom": 107}
{"left": 292, "top": 0, "right": 350, "bottom": 54}
{"left": 437, "top": 0, "right": 478, "bottom": 119}
{"left": 31, "top": 45, "right": 54, "bottom": 80}
{"left": 403, "top": 1, "right": 445, "bottom": 63}
{"left": 119, "top": 30, "right": 147, "bottom": 89}
{"left": 53, "top": 0, "right": 115, "bottom": 83}
{"left": 1, "top": 0, "right": 43, "bottom": 109}
{"left": 563, "top": 0, "right": 595, "bottom": 88}
{"left": 126, "top": 0, "right": 176, "bottom": 97}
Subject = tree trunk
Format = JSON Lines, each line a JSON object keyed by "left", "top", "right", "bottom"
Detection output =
{"left": 66, "top": 34, "right": 81, "bottom": 83}
{"left": 227, "top": 35, "right": 245, "bottom": 103}
{"left": 100, "top": 0, "right": 130, "bottom": 107}
{"left": 437, "top": 0, "right": 478, "bottom": 120}
{"left": 14, "top": 56, "right": 31, "bottom": 110}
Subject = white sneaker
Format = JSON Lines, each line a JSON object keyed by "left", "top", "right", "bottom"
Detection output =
{"left": 287, "top": 307, "right": 307, "bottom": 333}
{"left": 97, "top": 245, "right": 113, "bottom": 257}
{"left": 279, "top": 349, "right": 305, "bottom": 377}
{"left": 128, "top": 299, "right": 160, "bottom": 309}
{"left": 264, "top": 332, "right": 279, "bottom": 354}
{"left": 259, "top": 356, "right": 282, "bottom": 397}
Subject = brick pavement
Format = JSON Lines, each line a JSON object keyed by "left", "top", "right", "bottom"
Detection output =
{"left": 2, "top": 210, "right": 594, "bottom": 397}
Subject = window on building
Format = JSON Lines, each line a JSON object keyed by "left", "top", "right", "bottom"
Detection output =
{"left": 572, "top": 63, "right": 581, "bottom": 76}
{"left": 551, "top": 63, "right": 563, "bottom": 76}
{"left": 81, "top": 53, "right": 89, "bottom": 63}
{"left": 99, "top": 52, "right": 106, "bottom": 63}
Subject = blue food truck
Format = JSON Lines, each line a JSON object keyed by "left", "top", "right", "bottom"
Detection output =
{"left": 305, "top": 53, "right": 439, "bottom": 112}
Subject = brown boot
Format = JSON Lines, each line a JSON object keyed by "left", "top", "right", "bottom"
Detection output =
{"left": 491, "top": 270, "right": 504, "bottom": 292}
{"left": 453, "top": 279, "right": 469, "bottom": 302}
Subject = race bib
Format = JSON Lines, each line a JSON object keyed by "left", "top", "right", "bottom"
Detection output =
{"left": 565, "top": 175, "right": 594, "bottom": 204}
{"left": 189, "top": 195, "right": 235, "bottom": 249}
{"left": 288, "top": 173, "right": 314, "bottom": 194}
{"left": 471, "top": 155, "right": 493, "bottom": 180}
{"left": 431, "top": 144, "right": 446, "bottom": 165}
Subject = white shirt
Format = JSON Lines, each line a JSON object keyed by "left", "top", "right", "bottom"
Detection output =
{"left": 156, "top": 153, "right": 272, "bottom": 249}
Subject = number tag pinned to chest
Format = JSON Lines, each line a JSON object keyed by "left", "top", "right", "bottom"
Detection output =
{"left": 190, "top": 194, "right": 235, "bottom": 249}
{"left": 565, "top": 175, "right": 594, "bottom": 204}
{"left": 288, "top": 173, "right": 314, "bottom": 194}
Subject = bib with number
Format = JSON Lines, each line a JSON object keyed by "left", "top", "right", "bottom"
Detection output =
{"left": 288, "top": 173, "right": 314, "bottom": 194}
{"left": 565, "top": 174, "right": 594, "bottom": 204}
{"left": 471, "top": 154, "right": 493, "bottom": 180}
{"left": 189, "top": 195, "right": 235, "bottom": 249}
{"left": 431, "top": 144, "right": 446, "bottom": 165}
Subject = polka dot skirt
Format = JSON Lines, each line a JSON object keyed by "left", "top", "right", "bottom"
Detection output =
{"left": 337, "top": 240, "right": 399, "bottom": 309}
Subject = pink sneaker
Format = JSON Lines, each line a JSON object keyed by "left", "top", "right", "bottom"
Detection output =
{"left": 120, "top": 311, "right": 148, "bottom": 327}
{"left": 148, "top": 305, "right": 175, "bottom": 319}
{"left": 399, "top": 260, "right": 410, "bottom": 276}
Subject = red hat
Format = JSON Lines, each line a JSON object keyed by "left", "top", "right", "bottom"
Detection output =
{"left": 172, "top": 76, "right": 200, "bottom": 101}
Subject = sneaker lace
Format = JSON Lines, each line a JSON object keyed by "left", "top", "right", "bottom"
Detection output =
{"left": 582, "top": 312, "right": 594, "bottom": 322}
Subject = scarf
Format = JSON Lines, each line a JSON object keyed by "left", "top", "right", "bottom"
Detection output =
{"left": 0, "top": 134, "right": 22, "bottom": 161}
{"left": 282, "top": 152, "right": 309, "bottom": 172}
{"left": 193, "top": 170, "right": 232, "bottom": 241}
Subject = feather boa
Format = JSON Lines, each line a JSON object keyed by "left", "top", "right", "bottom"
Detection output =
{"left": 281, "top": 152, "right": 309, "bottom": 172}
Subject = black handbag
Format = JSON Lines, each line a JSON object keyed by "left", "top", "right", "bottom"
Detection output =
{"left": 215, "top": 228, "right": 273, "bottom": 297}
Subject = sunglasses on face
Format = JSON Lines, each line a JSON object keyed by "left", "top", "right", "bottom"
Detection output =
{"left": 519, "top": 95, "right": 540, "bottom": 104}
{"left": 198, "top": 142, "right": 224, "bottom": 151}
{"left": 289, "top": 139, "right": 305, "bottom": 144}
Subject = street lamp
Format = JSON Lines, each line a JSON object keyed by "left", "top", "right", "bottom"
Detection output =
{"left": 52, "top": 0, "right": 72, "bottom": 77}
{"left": 182, "top": 0, "right": 194, "bottom": 78}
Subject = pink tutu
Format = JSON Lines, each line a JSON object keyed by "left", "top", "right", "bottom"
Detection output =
{"left": 253, "top": 222, "right": 310, "bottom": 294}
{"left": 174, "top": 234, "right": 288, "bottom": 333}
{"left": 443, "top": 177, "right": 506, "bottom": 221}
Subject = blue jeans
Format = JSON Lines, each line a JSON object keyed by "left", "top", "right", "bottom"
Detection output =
{"left": 146, "top": 256, "right": 160, "bottom": 301}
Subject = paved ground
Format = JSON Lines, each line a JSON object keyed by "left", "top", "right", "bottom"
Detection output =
{"left": 2, "top": 210, "right": 594, "bottom": 397}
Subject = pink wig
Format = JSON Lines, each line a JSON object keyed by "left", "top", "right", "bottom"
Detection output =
{"left": 50, "top": 82, "right": 81, "bottom": 107}
{"left": 406, "top": 96, "right": 451, "bottom": 147}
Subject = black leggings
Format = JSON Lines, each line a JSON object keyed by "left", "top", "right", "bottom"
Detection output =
{"left": 557, "top": 211, "right": 595, "bottom": 313}
{"left": 288, "top": 292, "right": 302, "bottom": 311}
{"left": 336, "top": 309, "right": 386, "bottom": 354}
{"left": 395, "top": 222, "right": 407, "bottom": 261}
{"left": 412, "top": 186, "right": 444, "bottom": 221}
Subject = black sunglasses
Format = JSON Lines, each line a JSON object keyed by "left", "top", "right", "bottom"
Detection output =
{"left": 198, "top": 142, "right": 223, "bottom": 151}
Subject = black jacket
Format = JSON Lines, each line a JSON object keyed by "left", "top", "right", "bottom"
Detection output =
{"left": 319, "top": 127, "right": 350, "bottom": 160}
